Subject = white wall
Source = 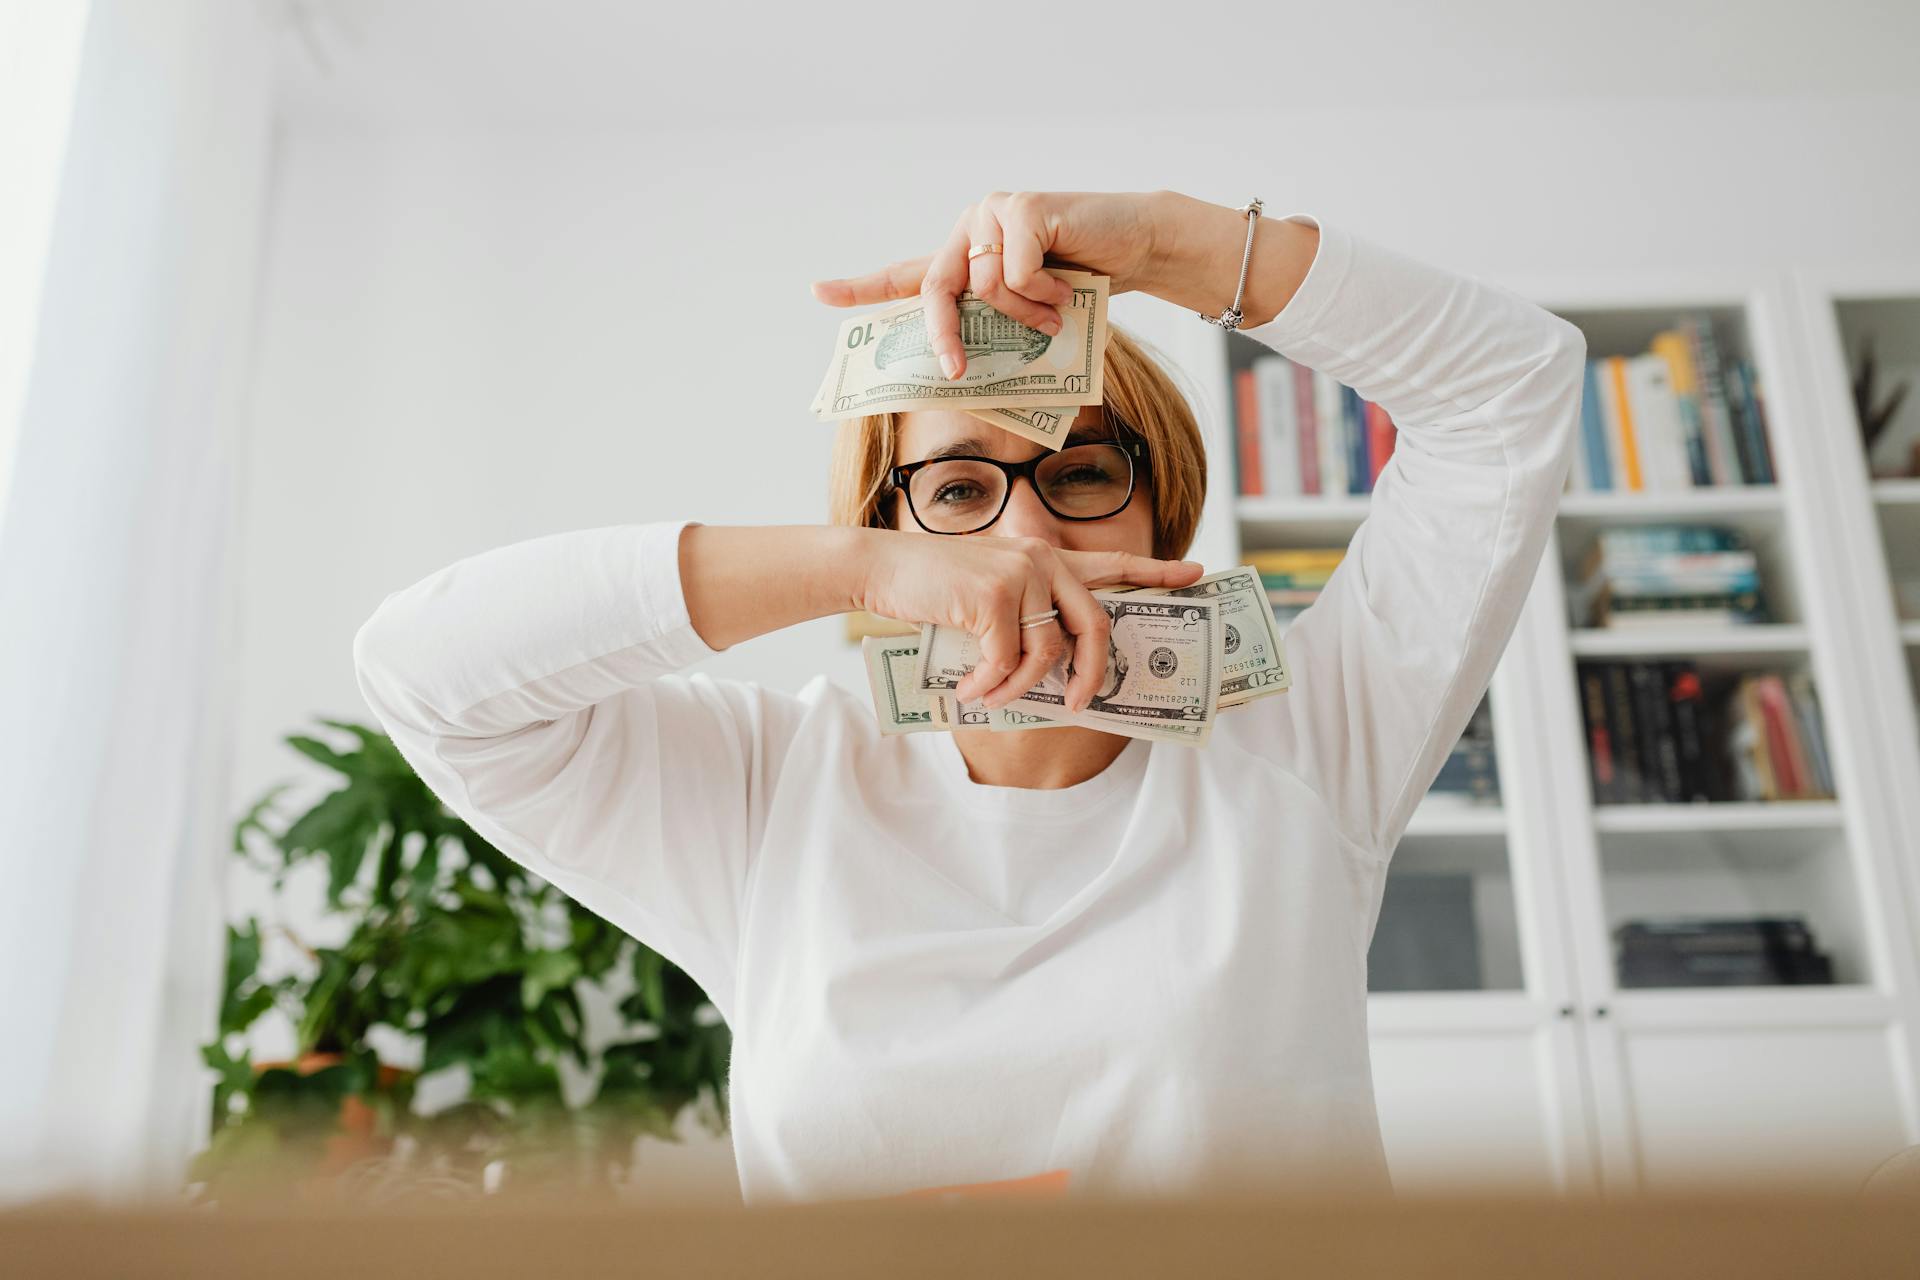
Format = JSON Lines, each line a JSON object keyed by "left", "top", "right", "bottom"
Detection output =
{"left": 236, "top": 94, "right": 1920, "bottom": 802}
{"left": 230, "top": 93, "right": 1920, "bottom": 1187}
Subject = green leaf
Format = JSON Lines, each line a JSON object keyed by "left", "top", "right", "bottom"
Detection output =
{"left": 283, "top": 733, "right": 363, "bottom": 778}
{"left": 276, "top": 786, "right": 379, "bottom": 904}
{"left": 519, "top": 950, "right": 581, "bottom": 1010}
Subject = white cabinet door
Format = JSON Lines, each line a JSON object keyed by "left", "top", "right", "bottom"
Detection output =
{"left": 1581, "top": 993, "right": 1918, "bottom": 1191}
{"left": 1369, "top": 996, "right": 1597, "bottom": 1193}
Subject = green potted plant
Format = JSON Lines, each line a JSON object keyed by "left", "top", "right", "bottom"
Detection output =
{"left": 193, "top": 718, "right": 731, "bottom": 1201}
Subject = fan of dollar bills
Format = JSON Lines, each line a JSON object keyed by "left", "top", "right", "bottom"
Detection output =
{"left": 812, "top": 268, "right": 1291, "bottom": 746}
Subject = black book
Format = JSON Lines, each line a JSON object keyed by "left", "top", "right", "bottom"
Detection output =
{"left": 1647, "top": 664, "right": 1684, "bottom": 801}
{"left": 1615, "top": 917, "right": 1833, "bottom": 987}
{"left": 1663, "top": 662, "right": 1710, "bottom": 802}
{"left": 1627, "top": 663, "right": 1672, "bottom": 803}
{"left": 1603, "top": 663, "right": 1643, "bottom": 803}
{"left": 1619, "top": 951, "right": 1834, "bottom": 987}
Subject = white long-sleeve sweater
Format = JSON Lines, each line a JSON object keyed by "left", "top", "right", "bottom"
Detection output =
{"left": 352, "top": 213, "right": 1585, "bottom": 1204}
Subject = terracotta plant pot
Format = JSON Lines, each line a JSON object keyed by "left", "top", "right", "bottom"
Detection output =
{"left": 249, "top": 1052, "right": 415, "bottom": 1179}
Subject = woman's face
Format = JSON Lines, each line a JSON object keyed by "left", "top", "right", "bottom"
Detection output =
{"left": 888, "top": 406, "right": 1156, "bottom": 558}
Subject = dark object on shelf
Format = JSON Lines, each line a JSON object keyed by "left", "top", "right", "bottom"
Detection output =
{"left": 1615, "top": 917, "right": 1835, "bottom": 988}
{"left": 1369, "top": 873, "right": 1483, "bottom": 992}
{"left": 1578, "top": 660, "right": 1718, "bottom": 804}
{"left": 1428, "top": 697, "right": 1500, "bottom": 804}
{"left": 1852, "top": 331, "right": 1912, "bottom": 464}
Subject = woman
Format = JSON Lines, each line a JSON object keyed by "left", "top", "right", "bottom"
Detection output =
{"left": 353, "top": 189, "right": 1586, "bottom": 1204}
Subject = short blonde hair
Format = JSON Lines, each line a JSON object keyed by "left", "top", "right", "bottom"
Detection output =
{"left": 826, "top": 324, "right": 1207, "bottom": 560}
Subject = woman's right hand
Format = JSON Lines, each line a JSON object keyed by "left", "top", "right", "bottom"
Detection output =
{"left": 854, "top": 530, "right": 1205, "bottom": 713}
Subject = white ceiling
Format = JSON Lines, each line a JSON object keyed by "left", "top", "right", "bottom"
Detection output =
{"left": 269, "top": 0, "right": 1920, "bottom": 130}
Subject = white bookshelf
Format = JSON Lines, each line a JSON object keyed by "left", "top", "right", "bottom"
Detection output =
{"left": 1174, "top": 274, "right": 1920, "bottom": 1197}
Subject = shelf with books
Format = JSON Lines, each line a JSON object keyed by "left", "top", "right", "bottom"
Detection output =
{"left": 1552, "top": 303, "right": 1778, "bottom": 496}
{"left": 1223, "top": 330, "right": 1395, "bottom": 503}
{"left": 1572, "top": 660, "right": 1837, "bottom": 809}
{"left": 1556, "top": 514, "right": 1805, "bottom": 630}
{"left": 1203, "top": 272, "right": 1920, "bottom": 1186}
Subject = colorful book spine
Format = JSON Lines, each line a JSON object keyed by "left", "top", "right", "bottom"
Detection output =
{"left": 1581, "top": 666, "right": 1617, "bottom": 802}
{"left": 1755, "top": 675, "right": 1808, "bottom": 797}
{"left": 1578, "top": 359, "right": 1613, "bottom": 491}
{"left": 1292, "top": 360, "right": 1321, "bottom": 496}
{"left": 1605, "top": 355, "right": 1645, "bottom": 491}
{"left": 1313, "top": 370, "right": 1348, "bottom": 498}
{"left": 1685, "top": 315, "right": 1746, "bottom": 485}
{"left": 1364, "top": 401, "right": 1396, "bottom": 487}
{"left": 1253, "top": 356, "right": 1301, "bottom": 496}
{"left": 1664, "top": 664, "right": 1711, "bottom": 802}
{"left": 1650, "top": 330, "right": 1713, "bottom": 485}
{"left": 1624, "top": 353, "right": 1691, "bottom": 490}
{"left": 1343, "top": 384, "right": 1368, "bottom": 494}
{"left": 1233, "top": 366, "right": 1262, "bottom": 497}
{"left": 1729, "top": 358, "right": 1777, "bottom": 485}
{"left": 1787, "top": 671, "right": 1835, "bottom": 796}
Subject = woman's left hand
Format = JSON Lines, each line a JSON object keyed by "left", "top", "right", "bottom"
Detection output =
{"left": 810, "top": 190, "right": 1165, "bottom": 380}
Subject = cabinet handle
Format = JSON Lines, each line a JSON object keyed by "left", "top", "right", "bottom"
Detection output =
{"left": 1557, "top": 1005, "right": 1575, "bottom": 1018}
{"left": 1593, "top": 1005, "right": 1610, "bottom": 1019}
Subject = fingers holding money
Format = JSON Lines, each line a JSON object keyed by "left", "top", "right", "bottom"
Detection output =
{"left": 953, "top": 569, "right": 1036, "bottom": 706}
{"left": 811, "top": 193, "right": 1078, "bottom": 379}
{"left": 964, "top": 574, "right": 1067, "bottom": 710}
{"left": 920, "top": 216, "right": 973, "bottom": 381}
{"left": 968, "top": 196, "right": 1064, "bottom": 339}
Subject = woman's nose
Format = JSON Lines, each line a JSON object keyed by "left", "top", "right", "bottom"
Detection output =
{"left": 991, "top": 475, "right": 1064, "bottom": 542}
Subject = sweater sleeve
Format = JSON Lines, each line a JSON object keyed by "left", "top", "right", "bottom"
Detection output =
{"left": 350, "top": 518, "right": 807, "bottom": 1026}
{"left": 1220, "top": 215, "right": 1585, "bottom": 858}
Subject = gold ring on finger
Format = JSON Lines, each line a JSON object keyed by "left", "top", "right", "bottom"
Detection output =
{"left": 968, "top": 242, "right": 1005, "bottom": 261}
{"left": 1018, "top": 609, "right": 1059, "bottom": 629}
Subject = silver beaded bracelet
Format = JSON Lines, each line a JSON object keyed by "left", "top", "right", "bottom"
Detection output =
{"left": 1196, "top": 197, "right": 1263, "bottom": 331}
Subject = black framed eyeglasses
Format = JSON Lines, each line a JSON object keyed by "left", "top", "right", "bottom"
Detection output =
{"left": 889, "top": 437, "right": 1149, "bottom": 536}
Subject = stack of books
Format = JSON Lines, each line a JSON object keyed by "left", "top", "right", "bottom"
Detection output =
{"left": 1570, "top": 525, "right": 1768, "bottom": 629}
{"left": 1569, "top": 314, "right": 1776, "bottom": 491}
{"left": 1248, "top": 548, "right": 1345, "bottom": 627}
{"left": 1232, "top": 355, "right": 1394, "bottom": 497}
{"left": 1615, "top": 917, "right": 1835, "bottom": 988}
{"left": 1576, "top": 661, "right": 1834, "bottom": 804}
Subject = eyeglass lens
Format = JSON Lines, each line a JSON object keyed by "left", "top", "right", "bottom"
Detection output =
{"left": 908, "top": 442, "right": 1133, "bottom": 534}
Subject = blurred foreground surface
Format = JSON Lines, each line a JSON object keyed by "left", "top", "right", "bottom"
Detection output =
{"left": 5, "top": 1188, "right": 1920, "bottom": 1279}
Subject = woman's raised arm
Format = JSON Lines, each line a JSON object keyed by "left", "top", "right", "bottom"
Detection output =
{"left": 1213, "top": 215, "right": 1586, "bottom": 859}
